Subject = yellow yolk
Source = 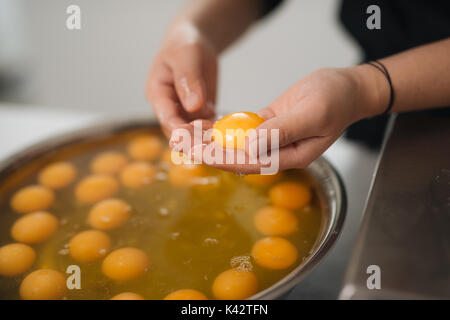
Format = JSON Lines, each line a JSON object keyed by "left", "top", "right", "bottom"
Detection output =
{"left": 38, "top": 161, "right": 77, "bottom": 189}
{"left": 163, "top": 289, "right": 208, "bottom": 300}
{"left": 127, "top": 135, "right": 163, "bottom": 161}
{"left": 212, "top": 112, "right": 265, "bottom": 150}
{"left": 119, "top": 162, "right": 155, "bottom": 189}
{"left": 253, "top": 206, "right": 299, "bottom": 236}
{"left": 90, "top": 151, "right": 128, "bottom": 175}
{"left": 111, "top": 292, "right": 145, "bottom": 300}
{"left": 251, "top": 237, "right": 298, "bottom": 270}
{"left": 88, "top": 198, "right": 132, "bottom": 230}
{"left": 212, "top": 269, "right": 258, "bottom": 300}
{"left": 20, "top": 269, "right": 66, "bottom": 300}
{"left": 69, "top": 230, "right": 111, "bottom": 262}
{"left": 10, "top": 185, "right": 55, "bottom": 214}
{"left": 11, "top": 211, "right": 59, "bottom": 244}
{"left": 168, "top": 164, "right": 208, "bottom": 187}
{"left": 102, "top": 248, "right": 150, "bottom": 281}
{"left": 75, "top": 174, "right": 119, "bottom": 204}
{"left": 269, "top": 182, "right": 311, "bottom": 210}
{"left": 0, "top": 243, "right": 36, "bottom": 277}
{"left": 243, "top": 172, "right": 282, "bottom": 187}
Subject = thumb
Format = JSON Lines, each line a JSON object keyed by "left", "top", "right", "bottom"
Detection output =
{"left": 249, "top": 107, "right": 318, "bottom": 158}
{"left": 172, "top": 57, "right": 207, "bottom": 113}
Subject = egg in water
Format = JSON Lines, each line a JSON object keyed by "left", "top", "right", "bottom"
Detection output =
{"left": 0, "top": 243, "right": 36, "bottom": 277}
{"left": 10, "top": 185, "right": 55, "bottom": 214}
{"left": 251, "top": 236, "right": 298, "bottom": 270}
{"left": 102, "top": 248, "right": 150, "bottom": 281}
{"left": 11, "top": 211, "right": 59, "bottom": 244}
{"left": 75, "top": 174, "right": 119, "bottom": 204}
{"left": 212, "top": 112, "right": 265, "bottom": 150}
{"left": 38, "top": 162, "right": 77, "bottom": 189}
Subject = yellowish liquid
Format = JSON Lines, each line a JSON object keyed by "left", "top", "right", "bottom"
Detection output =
{"left": 0, "top": 128, "right": 322, "bottom": 300}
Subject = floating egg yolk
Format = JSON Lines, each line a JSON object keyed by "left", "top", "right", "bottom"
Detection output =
{"left": 269, "top": 182, "right": 311, "bottom": 210}
{"left": 10, "top": 185, "right": 55, "bottom": 214}
{"left": 119, "top": 162, "right": 155, "bottom": 189}
{"left": 20, "top": 269, "right": 66, "bottom": 300}
{"left": 127, "top": 135, "right": 163, "bottom": 161}
{"left": 251, "top": 236, "right": 298, "bottom": 270}
{"left": 38, "top": 162, "right": 77, "bottom": 189}
{"left": 75, "top": 174, "right": 119, "bottom": 204}
{"left": 212, "top": 112, "right": 265, "bottom": 150}
{"left": 111, "top": 292, "right": 145, "bottom": 300}
{"left": 164, "top": 289, "right": 208, "bottom": 300}
{"left": 253, "top": 206, "right": 298, "bottom": 236}
{"left": 0, "top": 243, "right": 36, "bottom": 277}
{"left": 243, "top": 172, "right": 282, "bottom": 187}
{"left": 90, "top": 151, "right": 128, "bottom": 175}
{"left": 102, "top": 248, "right": 150, "bottom": 281}
{"left": 69, "top": 230, "right": 111, "bottom": 262}
{"left": 168, "top": 164, "right": 208, "bottom": 187}
{"left": 88, "top": 198, "right": 131, "bottom": 230}
{"left": 212, "top": 269, "right": 258, "bottom": 300}
{"left": 11, "top": 211, "right": 59, "bottom": 244}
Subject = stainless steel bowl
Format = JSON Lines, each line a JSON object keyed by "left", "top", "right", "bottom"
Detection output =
{"left": 0, "top": 118, "right": 346, "bottom": 300}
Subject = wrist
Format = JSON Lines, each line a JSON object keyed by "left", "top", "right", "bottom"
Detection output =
{"left": 350, "top": 63, "right": 391, "bottom": 120}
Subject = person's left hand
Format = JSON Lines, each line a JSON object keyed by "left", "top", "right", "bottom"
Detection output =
{"left": 172, "top": 66, "right": 387, "bottom": 173}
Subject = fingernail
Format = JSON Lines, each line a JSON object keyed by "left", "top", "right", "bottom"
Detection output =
{"left": 185, "top": 92, "right": 200, "bottom": 111}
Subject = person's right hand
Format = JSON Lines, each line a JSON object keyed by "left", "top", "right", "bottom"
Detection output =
{"left": 146, "top": 23, "right": 218, "bottom": 137}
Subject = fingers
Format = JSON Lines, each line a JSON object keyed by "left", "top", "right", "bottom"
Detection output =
{"left": 147, "top": 63, "right": 188, "bottom": 137}
{"left": 171, "top": 50, "right": 208, "bottom": 113}
{"left": 189, "top": 135, "right": 336, "bottom": 174}
{"left": 277, "top": 135, "right": 336, "bottom": 169}
{"left": 250, "top": 98, "right": 324, "bottom": 158}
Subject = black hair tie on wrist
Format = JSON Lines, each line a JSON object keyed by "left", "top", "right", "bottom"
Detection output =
{"left": 365, "top": 60, "right": 395, "bottom": 115}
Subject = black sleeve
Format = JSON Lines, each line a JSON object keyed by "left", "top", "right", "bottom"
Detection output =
{"left": 258, "top": 0, "right": 285, "bottom": 18}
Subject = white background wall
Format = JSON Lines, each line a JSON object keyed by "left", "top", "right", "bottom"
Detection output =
{"left": 1, "top": 0, "right": 360, "bottom": 115}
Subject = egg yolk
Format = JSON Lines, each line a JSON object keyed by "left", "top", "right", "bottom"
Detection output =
{"left": 75, "top": 174, "right": 119, "bottom": 204}
{"left": 243, "top": 172, "right": 282, "bottom": 187}
{"left": 91, "top": 151, "right": 128, "bottom": 175}
{"left": 253, "top": 206, "right": 299, "bottom": 236}
{"left": 11, "top": 211, "right": 59, "bottom": 244}
{"left": 69, "top": 230, "right": 111, "bottom": 262}
{"left": 212, "top": 112, "right": 265, "bottom": 150}
{"left": 212, "top": 269, "right": 258, "bottom": 300}
{"left": 119, "top": 162, "right": 155, "bottom": 189}
{"left": 111, "top": 292, "right": 145, "bottom": 300}
{"left": 251, "top": 237, "right": 298, "bottom": 270}
{"left": 20, "top": 269, "right": 66, "bottom": 300}
{"left": 10, "top": 185, "right": 55, "bottom": 214}
{"left": 269, "top": 182, "right": 311, "bottom": 210}
{"left": 102, "top": 247, "right": 150, "bottom": 281}
{"left": 127, "top": 135, "right": 163, "bottom": 161}
{"left": 164, "top": 289, "right": 208, "bottom": 300}
{"left": 0, "top": 243, "right": 36, "bottom": 277}
{"left": 88, "top": 198, "right": 132, "bottom": 230}
{"left": 168, "top": 164, "right": 208, "bottom": 187}
{"left": 38, "top": 161, "right": 77, "bottom": 189}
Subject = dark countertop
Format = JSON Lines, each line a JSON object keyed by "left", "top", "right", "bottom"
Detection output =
{"left": 340, "top": 113, "right": 450, "bottom": 299}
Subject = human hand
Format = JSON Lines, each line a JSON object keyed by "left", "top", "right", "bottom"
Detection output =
{"left": 146, "top": 23, "right": 218, "bottom": 137}
{"left": 176, "top": 66, "right": 388, "bottom": 173}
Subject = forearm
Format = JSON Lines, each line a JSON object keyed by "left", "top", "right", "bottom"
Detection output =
{"left": 353, "top": 38, "right": 450, "bottom": 118}
{"left": 167, "top": 0, "right": 262, "bottom": 53}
